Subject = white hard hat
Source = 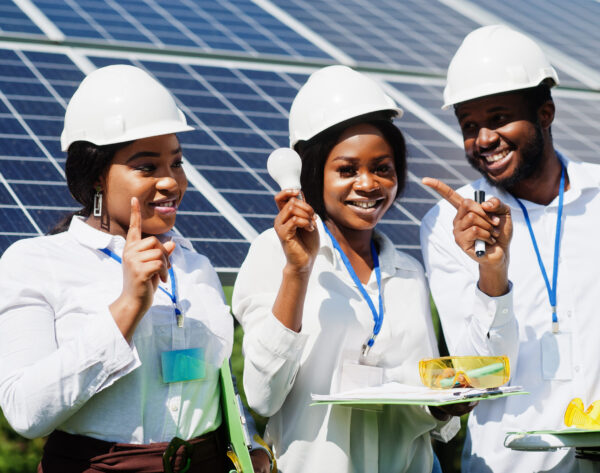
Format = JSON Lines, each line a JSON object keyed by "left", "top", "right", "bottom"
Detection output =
{"left": 61, "top": 65, "right": 193, "bottom": 151}
{"left": 289, "top": 65, "right": 403, "bottom": 147}
{"left": 443, "top": 25, "right": 559, "bottom": 109}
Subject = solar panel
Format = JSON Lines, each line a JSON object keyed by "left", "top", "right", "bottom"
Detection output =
{"left": 268, "top": 0, "right": 479, "bottom": 73}
{"left": 25, "top": 0, "right": 331, "bottom": 60}
{"left": 0, "top": 1, "right": 599, "bottom": 273}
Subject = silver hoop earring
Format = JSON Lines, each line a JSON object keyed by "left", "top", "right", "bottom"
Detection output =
{"left": 93, "top": 187, "right": 103, "bottom": 217}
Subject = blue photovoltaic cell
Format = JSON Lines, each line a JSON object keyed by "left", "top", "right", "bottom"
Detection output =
{"left": 0, "top": 207, "right": 39, "bottom": 233}
{"left": 0, "top": 158, "right": 63, "bottom": 181}
{"left": 0, "top": 183, "right": 13, "bottom": 204}
{"left": 31, "top": 208, "right": 77, "bottom": 234}
{"left": 0, "top": 1, "right": 44, "bottom": 36}
{"left": 28, "top": 0, "right": 331, "bottom": 60}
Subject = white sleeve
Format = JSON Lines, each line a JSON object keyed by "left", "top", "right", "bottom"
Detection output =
{"left": 420, "top": 204, "right": 519, "bottom": 373}
{"left": 0, "top": 242, "right": 139, "bottom": 439}
{"left": 232, "top": 231, "right": 309, "bottom": 418}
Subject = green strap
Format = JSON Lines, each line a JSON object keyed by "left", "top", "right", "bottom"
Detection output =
{"left": 220, "top": 360, "right": 255, "bottom": 473}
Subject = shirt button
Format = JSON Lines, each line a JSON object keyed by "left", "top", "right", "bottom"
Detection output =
{"left": 169, "top": 399, "right": 179, "bottom": 412}
{"left": 501, "top": 308, "right": 508, "bottom": 314}
{"left": 574, "top": 366, "right": 580, "bottom": 373}
{"left": 567, "top": 311, "right": 572, "bottom": 318}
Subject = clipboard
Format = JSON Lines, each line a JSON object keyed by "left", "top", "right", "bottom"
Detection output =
{"left": 311, "top": 382, "right": 527, "bottom": 407}
{"left": 220, "top": 360, "right": 255, "bottom": 472}
{"left": 504, "top": 428, "right": 600, "bottom": 451}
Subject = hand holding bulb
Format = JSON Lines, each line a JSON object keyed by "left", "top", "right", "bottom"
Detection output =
{"left": 268, "top": 147, "right": 318, "bottom": 272}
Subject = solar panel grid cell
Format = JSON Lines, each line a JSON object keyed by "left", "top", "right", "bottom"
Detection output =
{"left": 0, "top": 3, "right": 44, "bottom": 35}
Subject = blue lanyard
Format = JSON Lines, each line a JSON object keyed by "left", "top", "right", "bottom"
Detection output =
{"left": 99, "top": 247, "right": 184, "bottom": 327}
{"left": 323, "top": 224, "right": 383, "bottom": 359}
{"left": 514, "top": 163, "right": 565, "bottom": 333}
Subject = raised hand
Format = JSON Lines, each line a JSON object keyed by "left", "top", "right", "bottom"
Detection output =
{"left": 110, "top": 197, "right": 176, "bottom": 340}
{"left": 273, "top": 189, "right": 319, "bottom": 273}
{"left": 271, "top": 189, "right": 319, "bottom": 332}
{"left": 423, "top": 177, "right": 512, "bottom": 296}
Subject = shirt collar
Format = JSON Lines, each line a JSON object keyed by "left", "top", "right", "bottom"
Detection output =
{"left": 68, "top": 216, "right": 194, "bottom": 253}
{"left": 316, "top": 217, "right": 418, "bottom": 280}
{"left": 558, "top": 151, "right": 600, "bottom": 193}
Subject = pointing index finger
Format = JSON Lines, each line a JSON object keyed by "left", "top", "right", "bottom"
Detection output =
{"left": 422, "top": 177, "right": 464, "bottom": 209}
{"left": 127, "top": 197, "right": 142, "bottom": 243}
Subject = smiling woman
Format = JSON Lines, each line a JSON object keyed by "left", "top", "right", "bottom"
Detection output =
{"left": 0, "top": 65, "right": 246, "bottom": 472}
{"left": 90, "top": 134, "right": 188, "bottom": 238}
{"left": 232, "top": 65, "right": 471, "bottom": 473}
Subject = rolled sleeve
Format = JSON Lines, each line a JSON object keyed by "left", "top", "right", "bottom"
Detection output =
{"left": 241, "top": 311, "right": 309, "bottom": 417}
{"left": 233, "top": 230, "right": 311, "bottom": 417}
{"left": 254, "top": 312, "right": 309, "bottom": 360}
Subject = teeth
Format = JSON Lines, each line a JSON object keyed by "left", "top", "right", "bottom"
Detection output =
{"left": 152, "top": 200, "right": 175, "bottom": 207}
{"left": 350, "top": 201, "right": 377, "bottom": 209}
{"left": 485, "top": 149, "right": 510, "bottom": 163}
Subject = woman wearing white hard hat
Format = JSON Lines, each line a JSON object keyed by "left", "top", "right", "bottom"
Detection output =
{"left": 0, "top": 65, "right": 269, "bottom": 472}
{"left": 233, "top": 65, "right": 473, "bottom": 473}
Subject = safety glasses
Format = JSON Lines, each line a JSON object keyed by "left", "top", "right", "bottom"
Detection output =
{"left": 419, "top": 355, "right": 510, "bottom": 389}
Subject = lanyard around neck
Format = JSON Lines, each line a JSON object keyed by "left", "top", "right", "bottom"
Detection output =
{"left": 514, "top": 163, "right": 565, "bottom": 333}
{"left": 99, "top": 247, "right": 184, "bottom": 327}
{"left": 323, "top": 224, "right": 383, "bottom": 360}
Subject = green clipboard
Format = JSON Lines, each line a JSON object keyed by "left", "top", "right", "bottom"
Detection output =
{"left": 220, "top": 360, "right": 255, "bottom": 473}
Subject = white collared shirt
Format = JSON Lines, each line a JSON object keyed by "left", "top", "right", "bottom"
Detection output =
{"left": 420, "top": 153, "right": 600, "bottom": 472}
{"left": 233, "top": 219, "right": 458, "bottom": 473}
{"left": 0, "top": 217, "right": 233, "bottom": 443}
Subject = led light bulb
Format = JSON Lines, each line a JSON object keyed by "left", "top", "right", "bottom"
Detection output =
{"left": 267, "top": 148, "right": 302, "bottom": 192}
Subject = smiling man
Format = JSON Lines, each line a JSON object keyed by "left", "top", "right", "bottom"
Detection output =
{"left": 420, "top": 25, "right": 600, "bottom": 472}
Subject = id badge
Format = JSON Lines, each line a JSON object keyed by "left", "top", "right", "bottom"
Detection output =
{"left": 161, "top": 348, "right": 205, "bottom": 383}
{"left": 541, "top": 332, "right": 573, "bottom": 380}
{"left": 337, "top": 350, "right": 383, "bottom": 393}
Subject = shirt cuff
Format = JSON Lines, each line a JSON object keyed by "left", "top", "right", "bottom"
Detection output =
{"left": 429, "top": 414, "right": 461, "bottom": 443}
{"left": 255, "top": 312, "right": 309, "bottom": 361}
{"left": 473, "top": 281, "right": 514, "bottom": 330}
{"left": 89, "top": 308, "right": 141, "bottom": 378}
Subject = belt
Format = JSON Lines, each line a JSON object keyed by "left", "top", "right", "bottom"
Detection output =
{"left": 39, "top": 424, "right": 229, "bottom": 473}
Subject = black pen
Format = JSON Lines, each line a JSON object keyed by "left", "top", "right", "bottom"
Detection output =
{"left": 474, "top": 190, "right": 486, "bottom": 257}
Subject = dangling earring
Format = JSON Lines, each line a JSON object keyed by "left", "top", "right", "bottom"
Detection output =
{"left": 93, "top": 186, "right": 103, "bottom": 217}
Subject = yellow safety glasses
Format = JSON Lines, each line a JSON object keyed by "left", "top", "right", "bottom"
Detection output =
{"left": 419, "top": 355, "right": 510, "bottom": 389}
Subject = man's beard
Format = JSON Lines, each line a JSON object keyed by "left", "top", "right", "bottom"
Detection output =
{"left": 467, "top": 123, "right": 545, "bottom": 192}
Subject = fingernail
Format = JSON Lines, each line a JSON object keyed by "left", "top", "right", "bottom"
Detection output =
{"left": 492, "top": 216, "right": 500, "bottom": 225}
{"left": 491, "top": 237, "right": 496, "bottom": 244}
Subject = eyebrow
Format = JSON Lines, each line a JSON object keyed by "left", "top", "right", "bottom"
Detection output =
{"left": 330, "top": 155, "right": 391, "bottom": 163}
{"left": 125, "top": 147, "right": 182, "bottom": 163}
{"left": 458, "top": 105, "right": 508, "bottom": 121}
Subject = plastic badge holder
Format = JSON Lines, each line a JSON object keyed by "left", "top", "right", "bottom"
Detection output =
{"left": 419, "top": 355, "right": 510, "bottom": 389}
{"left": 564, "top": 398, "right": 600, "bottom": 429}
